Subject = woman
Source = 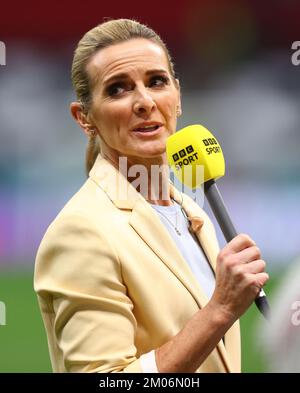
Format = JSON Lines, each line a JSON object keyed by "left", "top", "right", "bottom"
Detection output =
{"left": 34, "top": 19, "right": 268, "bottom": 373}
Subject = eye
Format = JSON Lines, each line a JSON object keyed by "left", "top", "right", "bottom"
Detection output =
{"left": 149, "top": 75, "right": 170, "bottom": 88}
{"left": 106, "top": 83, "right": 127, "bottom": 97}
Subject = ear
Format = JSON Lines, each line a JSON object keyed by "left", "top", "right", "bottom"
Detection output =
{"left": 70, "top": 102, "right": 95, "bottom": 137}
{"left": 175, "top": 78, "right": 182, "bottom": 117}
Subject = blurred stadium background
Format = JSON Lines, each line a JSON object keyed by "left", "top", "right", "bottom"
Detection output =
{"left": 0, "top": 0, "right": 300, "bottom": 372}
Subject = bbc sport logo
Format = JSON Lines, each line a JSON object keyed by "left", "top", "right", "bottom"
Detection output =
{"left": 0, "top": 41, "right": 6, "bottom": 66}
{"left": 172, "top": 145, "right": 195, "bottom": 162}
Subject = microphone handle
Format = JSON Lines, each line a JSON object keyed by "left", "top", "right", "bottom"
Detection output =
{"left": 204, "top": 179, "right": 270, "bottom": 320}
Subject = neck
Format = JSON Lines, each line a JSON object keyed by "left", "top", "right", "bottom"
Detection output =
{"left": 100, "top": 147, "right": 173, "bottom": 206}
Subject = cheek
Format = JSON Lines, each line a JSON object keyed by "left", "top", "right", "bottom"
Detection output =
{"left": 107, "top": 102, "right": 131, "bottom": 127}
{"left": 161, "top": 100, "right": 177, "bottom": 121}
{"left": 158, "top": 91, "right": 178, "bottom": 117}
{"left": 93, "top": 103, "right": 125, "bottom": 130}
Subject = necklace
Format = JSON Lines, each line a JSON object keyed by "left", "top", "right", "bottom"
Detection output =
{"left": 156, "top": 207, "right": 182, "bottom": 235}
{"left": 153, "top": 196, "right": 186, "bottom": 236}
{"left": 150, "top": 195, "right": 194, "bottom": 236}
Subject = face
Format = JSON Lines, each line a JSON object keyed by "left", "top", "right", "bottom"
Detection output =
{"left": 86, "top": 38, "right": 181, "bottom": 164}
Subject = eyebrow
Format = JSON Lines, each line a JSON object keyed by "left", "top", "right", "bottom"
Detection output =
{"left": 102, "top": 69, "right": 168, "bottom": 86}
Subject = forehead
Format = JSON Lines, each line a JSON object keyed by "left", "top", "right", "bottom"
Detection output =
{"left": 87, "top": 38, "right": 170, "bottom": 87}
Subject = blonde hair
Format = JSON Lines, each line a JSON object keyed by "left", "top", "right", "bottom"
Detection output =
{"left": 71, "top": 18, "right": 176, "bottom": 176}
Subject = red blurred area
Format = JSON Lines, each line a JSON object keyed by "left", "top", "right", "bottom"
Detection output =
{"left": 0, "top": 0, "right": 188, "bottom": 45}
{"left": 1, "top": 0, "right": 299, "bottom": 47}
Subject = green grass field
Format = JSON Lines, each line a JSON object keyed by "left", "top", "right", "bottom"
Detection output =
{"left": 0, "top": 268, "right": 283, "bottom": 372}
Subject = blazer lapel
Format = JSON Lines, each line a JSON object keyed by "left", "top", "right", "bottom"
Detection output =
{"left": 169, "top": 184, "right": 217, "bottom": 271}
{"left": 90, "top": 155, "right": 233, "bottom": 372}
{"left": 90, "top": 155, "right": 209, "bottom": 309}
{"left": 170, "top": 184, "right": 233, "bottom": 372}
{"left": 131, "top": 193, "right": 233, "bottom": 373}
{"left": 129, "top": 198, "right": 210, "bottom": 311}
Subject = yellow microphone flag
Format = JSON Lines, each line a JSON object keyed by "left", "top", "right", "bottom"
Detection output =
{"left": 166, "top": 124, "right": 225, "bottom": 188}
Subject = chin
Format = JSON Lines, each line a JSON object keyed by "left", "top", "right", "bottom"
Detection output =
{"left": 140, "top": 145, "right": 166, "bottom": 158}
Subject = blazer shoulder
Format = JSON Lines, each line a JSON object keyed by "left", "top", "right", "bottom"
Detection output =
{"left": 34, "top": 187, "right": 120, "bottom": 299}
{"left": 34, "top": 178, "right": 117, "bottom": 276}
{"left": 42, "top": 177, "right": 113, "bottom": 235}
{"left": 57, "top": 177, "right": 112, "bottom": 219}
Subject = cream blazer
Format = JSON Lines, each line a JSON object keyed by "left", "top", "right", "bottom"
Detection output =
{"left": 34, "top": 154, "right": 240, "bottom": 373}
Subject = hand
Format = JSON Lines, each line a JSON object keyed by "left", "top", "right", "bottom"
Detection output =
{"left": 210, "top": 234, "right": 269, "bottom": 322}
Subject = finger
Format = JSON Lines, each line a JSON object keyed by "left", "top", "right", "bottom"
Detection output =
{"left": 249, "top": 272, "right": 269, "bottom": 289}
{"left": 223, "top": 233, "right": 256, "bottom": 255}
{"left": 235, "top": 245, "right": 261, "bottom": 264}
{"left": 244, "top": 259, "right": 266, "bottom": 274}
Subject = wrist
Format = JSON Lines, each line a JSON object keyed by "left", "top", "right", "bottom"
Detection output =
{"left": 205, "top": 299, "right": 237, "bottom": 329}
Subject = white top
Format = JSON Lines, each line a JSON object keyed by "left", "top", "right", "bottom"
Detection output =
{"left": 139, "top": 200, "right": 216, "bottom": 372}
{"left": 150, "top": 200, "right": 215, "bottom": 299}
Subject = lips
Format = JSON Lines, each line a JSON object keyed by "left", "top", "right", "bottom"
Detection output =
{"left": 134, "top": 125, "right": 160, "bottom": 132}
{"left": 132, "top": 122, "right": 163, "bottom": 132}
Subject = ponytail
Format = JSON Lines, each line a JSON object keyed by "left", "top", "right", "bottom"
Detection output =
{"left": 85, "top": 136, "right": 100, "bottom": 176}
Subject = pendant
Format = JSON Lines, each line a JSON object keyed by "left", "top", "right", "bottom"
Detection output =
{"left": 175, "top": 228, "right": 181, "bottom": 235}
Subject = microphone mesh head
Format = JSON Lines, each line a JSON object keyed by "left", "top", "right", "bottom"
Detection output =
{"left": 166, "top": 124, "right": 225, "bottom": 188}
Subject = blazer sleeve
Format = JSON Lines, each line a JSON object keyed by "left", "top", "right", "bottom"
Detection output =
{"left": 34, "top": 212, "right": 143, "bottom": 373}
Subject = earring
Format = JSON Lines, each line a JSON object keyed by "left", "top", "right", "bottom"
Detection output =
{"left": 176, "top": 107, "right": 181, "bottom": 117}
{"left": 88, "top": 129, "right": 96, "bottom": 137}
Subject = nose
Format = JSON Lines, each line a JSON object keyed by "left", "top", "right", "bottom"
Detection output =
{"left": 133, "top": 87, "right": 156, "bottom": 116}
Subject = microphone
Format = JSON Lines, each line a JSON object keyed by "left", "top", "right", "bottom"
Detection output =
{"left": 166, "top": 124, "right": 270, "bottom": 320}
